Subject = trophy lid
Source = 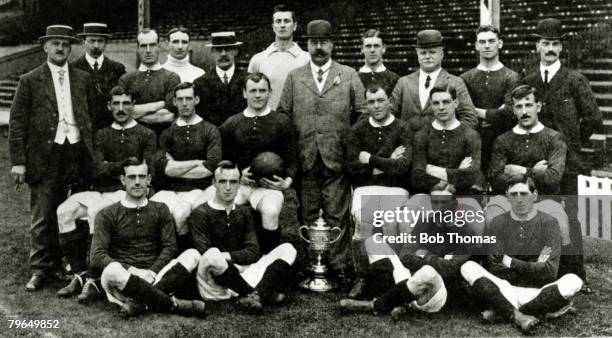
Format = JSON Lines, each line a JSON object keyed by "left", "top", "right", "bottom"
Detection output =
{"left": 312, "top": 209, "right": 329, "bottom": 229}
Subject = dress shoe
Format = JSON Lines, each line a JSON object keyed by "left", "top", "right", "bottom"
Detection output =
{"left": 339, "top": 298, "right": 374, "bottom": 314}
{"left": 348, "top": 278, "right": 366, "bottom": 299}
{"left": 171, "top": 297, "right": 206, "bottom": 318}
{"left": 237, "top": 291, "right": 264, "bottom": 314}
{"left": 57, "top": 273, "right": 85, "bottom": 298}
{"left": 77, "top": 278, "right": 102, "bottom": 303}
{"left": 25, "top": 274, "right": 45, "bottom": 292}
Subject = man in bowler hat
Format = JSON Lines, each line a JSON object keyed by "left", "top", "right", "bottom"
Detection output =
{"left": 278, "top": 19, "right": 366, "bottom": 274}
{"left": 520, "top": 18, "right": 602, "bottom": 293}
{"left": 9, "top": 25, "right": 96, "bottom": 291}
{"left": 73, "top": 23, "right": 126, "bottom": 132}
{"left": 390, "top": 29, "right": 476, "bottom": 132}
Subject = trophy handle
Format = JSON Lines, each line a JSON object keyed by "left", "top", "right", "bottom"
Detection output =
{"left": 298, "top": 225, "right": 311, "bottom": 243}
{"left": 328, "top": 226, "right": 343, "bottom": 244}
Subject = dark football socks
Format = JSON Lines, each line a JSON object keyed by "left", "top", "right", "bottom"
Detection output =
{"left": 372, "top": 280, "right": 415, "bottom": 314}
{"left": 519, "top": 284, "right": 569, "bottom": 316}
{"left": 154, "top": 263, "right": 193, "bottom": 295}
{"left": 58, "top": 229, "right": 88, "bottom": 273}
{"left": 255, "top": 259, "right": 291, "bottom": 300}
{"left": 351, "top": 239, "right": 369, "bottom": 278}
{"left": 364, "top": 258, "right": 396, "bottom": 297}
{"left": 471, "top": 277, "right": 515, "bottom": 319}
{"left": 122, "top": 275, "right": 173, "bottom": 312}
{"left": 259, "top": 228, "right": 281, "bottom": 255}
{"left": 214, "top": 264, "right": 254, "bottom": 296}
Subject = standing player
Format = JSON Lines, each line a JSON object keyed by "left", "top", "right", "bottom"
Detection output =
{"left": 162, "top": 26, "right": 205, "bottom": 83}
{"left": 358, "top": 29, "right": 400, "bottom": 96}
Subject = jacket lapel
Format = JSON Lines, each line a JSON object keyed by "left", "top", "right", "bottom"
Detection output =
{"left": 40, "top": 65, "right": 58, "bottom": 112}
{"left": 320, "top": 62, "right": 339, "bottom": 96}
{"left": 299, "top": 64, "right": 320, "bottom": 95}
{"left": 545, "top": 66, "right": 566, "bottom": 95}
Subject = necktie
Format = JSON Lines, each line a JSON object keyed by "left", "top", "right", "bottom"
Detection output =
{"left": 58, "top": 69, "right": 65, "bottom": 86}
{"left": 223, "top": 72, "right": 229, "bottom": 85}
{"left": 317, "top": 68, "right": 324, "bottom": 83}
{"left": 93, "top": 61, "right": 99, "bottom": 72}
{"left": 544, "top": 70, "right": 549, "bottom": 84}
{"left": 425, "top": 75, "right": 431, "bottom": 89}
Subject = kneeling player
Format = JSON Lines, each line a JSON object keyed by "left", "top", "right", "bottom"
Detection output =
{"left": 188, "top": 161, "right": 297, "bottom": 313}
{"left": 91, "top": 159, "right": 205, "bottom": 317}
{"left": 460, "top": 175, "right": 582, "bottom": 333}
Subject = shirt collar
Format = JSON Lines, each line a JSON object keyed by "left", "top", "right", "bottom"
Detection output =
{"left": 47, "top": 61, "right": 68, "bottom": 74}
{"left": 512, "top": 122, "right": 545, "bottom": 135}
{"left": 216, "top": 65, "right": 235, "bottom": 81}
{"left": 419, "top": 67, "right": 442, "bottom": 81}
{"left": 368, "top": 114, "right": 395, "bottom": 127}
{"left": 138, "top": 63, "right": 162, "bottom": 71}
{"left": 176, "top": 114, "right": 203, "bottom": 126}
{"left": 85, "top": 53, "right": 105, "bottom": 69}
{"left": 165, "top": 54, "right": 190, "bottom": 67}
{"left": 432, "top": 119, "right": 460, "bottom": 131}
{"left": 359, "top": 64, "right": 387, "bottom": 73}
{"left": 111, "top": 119, "right": 138, "bottom": 130}
{"left": 267, "top": 42, "right": 303, "bottom": 57}
{"left": 540, "top": 60, "right": 561, "bottom": 75}
{"left": 510, "top": 208, "right": 538, "bottom": 222}
{"left": 310, "top": 59, "right": 332, "bottom": 73}
{"left": 243, "top": 106, "right": 272, "bottom": 118}
{"left": 208, "top": 199, "right": 236, "bottom": 212}
{"left": 476, "top": 62, "right": 504, "bottom": 71}
{"left": 121, "top": 196, "right": 149, "bottom": 208}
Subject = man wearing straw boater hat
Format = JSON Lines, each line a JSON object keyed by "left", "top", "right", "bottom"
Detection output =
{"left": 193, "top": 31, "right": 246, "bottom": 127}
{"left": 9, "top": 25, "right": 96, "bottom": 291}
{"left": 278, "top": 19, "right": 366, "bottom": 277}
{"left": 520, "top": 18, "right": 602, "bottom": 294}
{"left": 390, "top": 29, "right": 477, "bottom": 132}
{"left": 73, "top": 23, "right": 126, "bottom": 132}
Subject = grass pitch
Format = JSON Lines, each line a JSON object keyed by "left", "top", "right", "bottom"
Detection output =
{"left": 0, "top": 137, "right": 611, "bottom": 337}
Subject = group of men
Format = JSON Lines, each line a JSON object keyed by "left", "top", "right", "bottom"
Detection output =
{"left": 8, "top": 3, "right": 601, "bottom": 333}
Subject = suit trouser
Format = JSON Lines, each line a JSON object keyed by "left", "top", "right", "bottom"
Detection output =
{"left": 558, "top": 174, "right": 586, "bottom": 281}
{"left": 301, "top": 154, "right": 352, "bottom": 270}
{"left": 29, "top": 142, "right": 87, "bottom": 273}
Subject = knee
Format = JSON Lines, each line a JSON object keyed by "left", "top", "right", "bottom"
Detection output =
{"left": 259, "top": 196, "right": 283, "bottom": 225}
{"left": 557, "top": 273, "right": 583, "bottom": 298}
{"left": 200, "top": 248, "right": 227, "bottom": 270}
{"left": 414, "top": 265, "right": 440, "bottom": 283}
{"left": 101, "top": 262, "right": 127, "bottom": 286}
{"left": 174, "top": 202, "right": 193, "bottom": 220}
{"left": 460, "top": 261, "right": 485, "bottom": 285}
{"left": 56, "top": 201, "right": 80, "bottom": 232}
{"left": 275, "top": 243, "right": 297, "bottom": 264}
{"left": 177, "top": 249, "right": 201, "bottom": 271}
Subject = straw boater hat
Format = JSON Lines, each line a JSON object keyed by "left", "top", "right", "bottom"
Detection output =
{"left": 38, "top": 25, "right": 80, "bottom": 43}
{"left": 302, "top": 20, "right": 334, "bottom": 39}
{"left": 77, "top": 22, "right": 113, "bottom": 38}
{"left": 206, "top": 32, "right": 243, "bottom": 47}
{"left": 413, "top": 29, "right": 444, "bottom": 48}
{"left": 531, "top": 18, "right": 567, "bottom": 40}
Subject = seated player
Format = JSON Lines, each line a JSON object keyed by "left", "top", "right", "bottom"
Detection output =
{"left": 460, "top": 175, "right": 582, "bottom": 334}
{"left": 198, "top": 72, "right": 297, "bottom": 253}
{"left": 151, "top": 82, "right": 221, "bottom": 244}
{"left": 188, "top": 161, "right": 297, "bottom": 313}
{"left": 411, "top": 85, "right": 481, "bottom": 194}
{"left": 90, "top": 158, "right": 206, "bottom": 317}
{"left": 345, "top": 82, "right": 412, "bottom": 298}
{"left": 55, "top": 86, "right": 157, "bottom": 300}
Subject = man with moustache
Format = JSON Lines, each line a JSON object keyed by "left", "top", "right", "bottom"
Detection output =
{"left": 248, "top": 4, "right": 309, "bottom": 110}
{"left": 391, "top": 29, "right": 476, "bottom": 132}
{"left": 151, "top": 82, "right": 221, "bottom": 244}
{"left": 345, "top": 83, "right": 412, "bottom": 298}
{"left": 520, "top": 19, "right": 602, "bottom": 291}
{"left": 460, "top": 25, "right": 519, "bottom": 179}
{"left": 118, "top": 29, "right": 181, "bottom": 136}
{"left": 411, "top": 85, "right": 481, "bottom": 194}
{"left": 162, "top": 26, "right": 205, "bottom": 83}
{"left": 358, "top": 29, "right": 400, "bottom": 96}
{"left": 193, "top": 32, "right": 247, "bottom": 126}
{"left": 10, "top": 25, "right": 96, "bottom": 291}
{"left": 278, "top": 19, "right": 366, "bottom": 273}
{"left": 72, "top": 23, "right": 126, "bottom": 132}
{"left": 55, "top": 86, "right": 157, "bottom": 301}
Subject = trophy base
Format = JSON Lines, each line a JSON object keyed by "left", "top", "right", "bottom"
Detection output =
{"left": 300, "top": 276, "right": 335, "bottom": 292}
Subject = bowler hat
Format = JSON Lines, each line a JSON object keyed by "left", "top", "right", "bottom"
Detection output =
{"left": 39, "top": 25, "right": 80, "bottom": 43}
{"left": 532, "top": 18, "right": 566, "bottom": 40}
{"left": 302, "top": 20, "right": 334, "bottom": 39}
{"left": 77, "top": 23, "right": 112, "bottom": 38}
{"left": 414, "top": 29, "right": 444, "bottom": 48}
{"left": 206, "top": 32, "right": 243, "bottom": 47}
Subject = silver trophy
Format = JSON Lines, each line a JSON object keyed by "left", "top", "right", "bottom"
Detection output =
{"left": 299, "top": 212, "right": 343, "bottom": 292}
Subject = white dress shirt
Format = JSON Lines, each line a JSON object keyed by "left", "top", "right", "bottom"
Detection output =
{"left": 310, "top": 59, "right": 332, "bottom": 92}
{"left": 419, "top": 68, "right": 442, "bottom": 109}
{"left": 48, "top": 62, "right": 80, "bottom": 144}
{"left": 215, "top": 65, "right": 235, "bottom": 84}
{"left": 540, "top": 60, "right": 561, "bottom": 83}
{"left": 85, "top": 53, "right": 105, "bottom": 70}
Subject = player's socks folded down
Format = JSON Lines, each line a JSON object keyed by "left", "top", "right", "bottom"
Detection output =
{"left": 470, "top": 277, "right": 514, "bottom": 319}
{"left": 154, "top": 262, "right": 193, "bottom": 295}
{"left": 519, "top": 284, "right": 570, "bottom": 316}
{"left": 214, "top": 264, "right": 254, "bottom": 296}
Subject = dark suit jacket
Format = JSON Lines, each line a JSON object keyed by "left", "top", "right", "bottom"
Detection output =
{"left": 72, "top": 55, "right": 126, "bottom": 131}
{"left": 9, "top": 63, "right": 95, "bottom": 184}
{"left": 390, "top": 69, "right": 477, "bottom": 131}
{"left": 278, "top": 61, "right": 366, "bottom": 172}
{"left": 521, "top": 66, "right": 603, "bottom": 174}
{"left": 193, "top": 68, "right": 247, "bottom": 127}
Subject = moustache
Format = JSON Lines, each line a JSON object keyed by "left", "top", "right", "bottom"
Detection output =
{"left": 545, "top": 52, "right": 557, "bottom": 56}
{"left": 520, "top": 114, "right": 531, "bottom": 119}
{"left": 314, "top": 50, "right": 328, "bottom": 57}
{"left": 115, "top": 111, "right": 127, "bottom": 116}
